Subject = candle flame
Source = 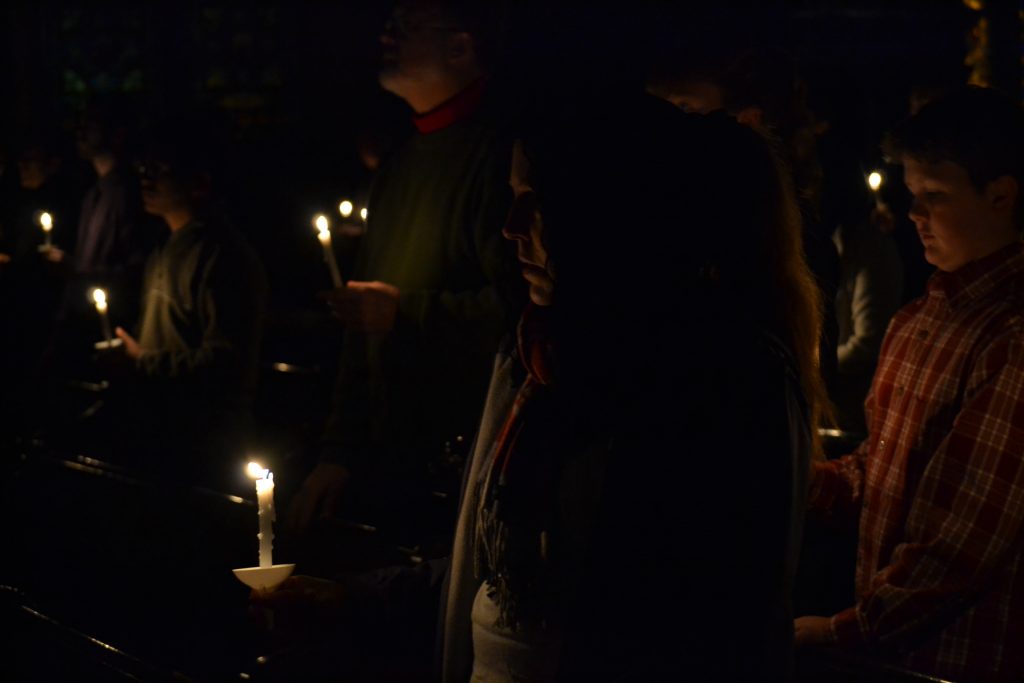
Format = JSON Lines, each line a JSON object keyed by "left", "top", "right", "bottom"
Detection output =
{"left": 40, "top": 212, "right": 53, "bottom": 232}
{"left": 92, "top": 288, "right": 107, "bottom": 307}
{"left": 338, "top": 200, "right": 354, "bottom": 218}
{"left": 360, "top": 208, "right": 368, "bottom": 222}
{"left": 867, "top": 171, "right": 883, "bottom": 192}
{"left": 247, "top": 461, "right": 269, "bottom": 479}
{"left": 314, "top": 214, "right": 329, "bottom": 236}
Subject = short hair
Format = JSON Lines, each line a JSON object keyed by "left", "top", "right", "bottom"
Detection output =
{"left": 429, "top": 0, "right": 509, "bottom": 69}
{"left": 882, "top": 86, "right": 1024, "bottom": 193}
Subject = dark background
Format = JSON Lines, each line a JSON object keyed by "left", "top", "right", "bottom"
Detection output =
{"left": 1, "top": 1, "right": 1017, "bottom": 320}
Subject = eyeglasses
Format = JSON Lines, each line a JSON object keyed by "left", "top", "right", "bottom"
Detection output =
{"left": 135, "top": 161, "right": 173, "bottom": 182}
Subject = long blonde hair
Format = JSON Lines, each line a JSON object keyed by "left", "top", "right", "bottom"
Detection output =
{"left": 766, "top": 146, "right": 834, "bottom": 459}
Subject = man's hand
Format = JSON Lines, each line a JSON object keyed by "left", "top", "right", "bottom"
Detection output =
{"left": 42, "top": 246, "right": 66, "bottom": 264}
{"left": 794, "top": 615, "right": 836, "bottom": 647}
{"left": 115, "top": 326, "right": 142, "bottom": 360}
{"left": 286, "top": 462, "right": 352, "bottom": 535}
{"left": 319, "top": 281, "right": 400, "bottom": 334}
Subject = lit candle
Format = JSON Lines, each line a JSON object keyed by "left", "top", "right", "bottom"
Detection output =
{"left": 314, "top": 214, "right": 343, "bottom": 288}
{"left": 338, "top": 200, "right": 354, "bottom": 220}
{"left": 40, "top": 212, "right": 53, "bottom": 248}
{"left": 247, "top": 462, "right": 276, "bottom": 569}
{"left": 92, "top": 288, "right": 113, "bottom": 345}
{"left": 867, "top": 171, "right": 884, "bottom": 208}
{"left": 359, "top": 207, "right": 368, "bottom": 225}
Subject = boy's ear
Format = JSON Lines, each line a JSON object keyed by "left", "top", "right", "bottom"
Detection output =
{"left": 985, "top": 175, "right": 1019, "bottom": 218}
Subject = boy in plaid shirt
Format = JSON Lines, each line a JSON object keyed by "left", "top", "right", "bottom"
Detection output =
{"left": 794, "top": 87, "right": 1024, "bottom": 680}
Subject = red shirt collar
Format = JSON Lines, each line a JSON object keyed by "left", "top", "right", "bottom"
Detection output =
{"left": 412, "top": 77, "right": 489, "bottom": 134}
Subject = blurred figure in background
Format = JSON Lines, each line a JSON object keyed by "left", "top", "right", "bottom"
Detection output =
{"left": 0, "top": 129, "right": 83, "bottom": 434}
{"left": 289, "top": 0, "right": 523, "bottom": 541}
{"left": 102, "top": 118, "right": 267, "bottom": 486}
{"left": 44, "top": 97, "right": 156, "bottom": 377}
{"left": 831, "top": 193, "right": 904, "bottom": 433}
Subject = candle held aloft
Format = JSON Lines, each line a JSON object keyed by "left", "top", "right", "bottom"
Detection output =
{"left": 314, "top": 214, "right": 343, "bottom": 288}
{"left": 248, "top": 462, "right": 276, "bottom": 568}
{"left": 92, "top": 288, "right": 113, "bottom": 345}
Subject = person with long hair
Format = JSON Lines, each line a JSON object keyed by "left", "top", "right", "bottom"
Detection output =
{"left": 255, "top": 94, "right": 826, "bottom": 681}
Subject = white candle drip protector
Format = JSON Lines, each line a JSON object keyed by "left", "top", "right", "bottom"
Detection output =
{"left": 233, "top": 462, "right": 295, "bottom": 592}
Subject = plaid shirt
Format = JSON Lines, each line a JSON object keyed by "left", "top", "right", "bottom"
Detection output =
{"left": 809, "top": 241, "right": 1024, "bottom": 680}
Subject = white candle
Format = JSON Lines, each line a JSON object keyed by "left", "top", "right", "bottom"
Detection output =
{"left": 314, "top": 214, "right": 343, "bottom": 288}
{"left": 247, "top": 462, "right": 276, "bottom": 568}
{"left": 40, "top": 212, "right": 53, "bottom": 248}
{"left": 338, "top": 200, "right": 354, "bottom": 219}
{"left": 92, "top": 288, "right": 113, "bottom": 344}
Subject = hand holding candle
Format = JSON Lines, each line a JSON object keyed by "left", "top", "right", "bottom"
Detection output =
{"left": 315, "top": 214, "right": 343, "bottom": 288}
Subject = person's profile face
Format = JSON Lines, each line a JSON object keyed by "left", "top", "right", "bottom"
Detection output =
{"left": 139, "top": 161, "right": 189, "bottom": 218}
{"left": 378, "top": 1, "right": 451, "bottom": 98}
{"left": 502, "top": 141, "right": 554, "bottom": 306}
{"left": 903, "top": 157, "right": 1006, "bottom": 272}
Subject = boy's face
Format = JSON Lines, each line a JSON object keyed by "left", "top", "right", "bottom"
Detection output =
{"left": 904, "top": 158, "right": 1016, "bottom": 272}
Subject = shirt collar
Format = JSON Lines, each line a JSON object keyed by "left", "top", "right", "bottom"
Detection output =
{"left": 928, "top": 240, "right": 1024, "bottom": 308}
{"left": 412, "top": 77, "right": 488, "bottom": 134}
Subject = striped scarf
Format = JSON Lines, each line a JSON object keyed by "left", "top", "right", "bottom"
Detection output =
{"left": 474, "top": 304, "right": 560, "bottom": 630}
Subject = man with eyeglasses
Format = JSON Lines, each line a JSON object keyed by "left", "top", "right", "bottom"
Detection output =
{"left": 104, "top": 122, "right": 267, "bottom": 485}
{"left": 290, "top": 0, "right": 523, "bottom": 538}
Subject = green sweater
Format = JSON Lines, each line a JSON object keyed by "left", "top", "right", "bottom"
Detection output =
{"left": 136, "top": 220, "right": 267, "bottom": 422}
{"left": 323, "top": 105, "right": 523, "bottom": 477}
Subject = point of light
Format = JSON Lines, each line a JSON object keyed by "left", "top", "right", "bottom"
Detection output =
{"left": 40, "top": 212, "right": 53, "bottom": 231}
{"left": 247, "top": 462, "right": 268, "bottom": 479}
{"left": 92, "top": 288, "right": 107, "bottom": 307}
{"left": 338, "top": 200, "right": 354, "bottom": 218}
{"left": 359, "top": 208, "right": 368, "bottom": 221}
{"left": 867, "top": 171, "right": 883, "bottom": 192}
{"left": 314, "top": 214, "right": 329, "bottom": 234}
